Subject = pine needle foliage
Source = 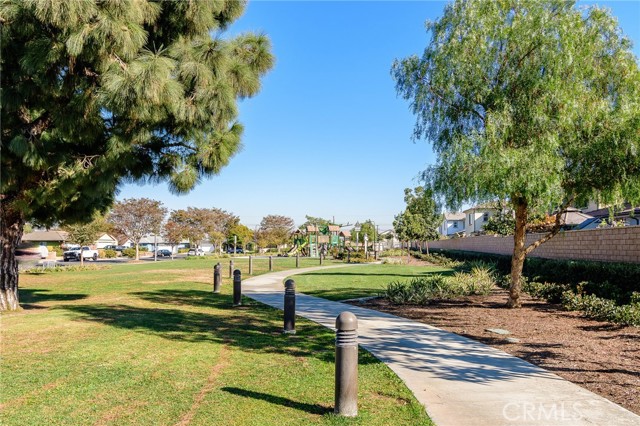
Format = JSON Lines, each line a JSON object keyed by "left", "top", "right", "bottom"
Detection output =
{"left": 1, "top": 0, "right": 273, "bottom": 225}
{"left": 0, "top": 0, "right": 273, "bottom": 310}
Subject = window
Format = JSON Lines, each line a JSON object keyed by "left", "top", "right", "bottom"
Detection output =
{"left": 483, "top": 213, "right": 489, "bottom": 222}
{"left": 453, "top": 221, "right": 458, "bottom": 228}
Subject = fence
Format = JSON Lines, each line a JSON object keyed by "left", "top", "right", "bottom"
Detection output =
{"left": 428, "top": 226, "right": 640, "bottom": 264}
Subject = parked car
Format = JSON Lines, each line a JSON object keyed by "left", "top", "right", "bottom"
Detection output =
{"left": 187, "top": 248, "right": 205, "bottom": 256}
{"left": 226, "top": 247, "right": 244, "bottom": 254}
{"left": 155, "top": 249, "right": 172, "bottom": 257}
{"left": 104, "top": 245, "right": 127, "bottom": 252}
{"left": 63, "top": 246, "right": 98, "bottom": 261}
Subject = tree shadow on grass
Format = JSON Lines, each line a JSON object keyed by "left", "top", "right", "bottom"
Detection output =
{"left": 220, "top": 387, "right": 331, "bottom": 415}
{"left": 59, "top": 289, "right": 376, "bottom": 365}
{"left": 19, "top": 288, "right": 88, "bottom": 309}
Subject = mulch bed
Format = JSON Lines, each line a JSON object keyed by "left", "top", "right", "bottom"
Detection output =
{"left": 351, "top": 287, "right": 640, "bottom": 415}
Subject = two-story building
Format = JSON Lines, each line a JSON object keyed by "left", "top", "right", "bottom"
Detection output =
{"left": 463, "top": 204, "right": 499, "bottom": 235}
{"left": 438, "top": 213, "right": 466, "bottom": 237}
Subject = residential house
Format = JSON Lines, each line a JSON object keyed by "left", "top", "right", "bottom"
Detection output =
{"left": 377, "top": 229, "right": 400, "bottom": 250}
{"left": 21, "top": 230, "right": 69, "bottom": 245}
{"left": 463, "top": 204, "right": 499, "bottom": 235}
{"left": 556, "top": 208, "right": 594, "bottom": 230}
{"left": 438, "top": 213, "right": 466, "bottom": 237}
{"left": 95, "top": 233, "right": 118, "bottom": 249}
{"left": 580, "top": 204, "right": 640, "bottom": 229}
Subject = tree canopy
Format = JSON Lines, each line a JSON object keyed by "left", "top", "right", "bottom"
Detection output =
{"left": 64, "top": 213, "right": 105, "bottom": 265}
{"left": 0, "top": 0, "right": 273, "bottom": 310}
{"left": 108, "top": 198, "right": 167, "bottom": 260}
{"left": 227, "top": 223, "right": 253, "bottom": 249}
{"left": 257, "top": 214, "right": 294, "bottom": 250}
{"left": 393, "top": 0, "right": 640, "bottom": 307}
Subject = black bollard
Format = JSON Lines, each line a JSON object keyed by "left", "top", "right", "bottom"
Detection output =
{"left": 374, "top": 250, "right": 378, "bottom": 261}
{"left": 296, "top": 253, "right": 299, "bottom": 268}
{"left": 269, "top": 255, "right": 273, "bottom": 272}
{"left": 335, "top": 312, "right": 358, "bottom": 417}
{"left": 319, "top": 253, "right": 323, "bottom": 265}
{"left": 249, "top": 255, "right": 253, "bottom": 275}
{"left": 229, "top": 259, "right": 234, "bottom": 278}
{"left": 233, "top": 269, "right": 242, "bottom": 306}
{"left": 213, "top": 262, "right": 222, "bottom": 294}
{"left": 283, "top": 279, "right": 296, "bottom": 334}
{"left": 347, "top": 251, "right": 351, "bottom": 263}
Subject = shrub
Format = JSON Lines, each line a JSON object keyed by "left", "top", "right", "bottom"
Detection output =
{"left": 431, "top": 249, "right": 640, "bottom": 304}
{"left": 122, "top": 248, "right": 136, "bottom": 258}
{"left": 47, "top": 245, "right": 64, "bottom": 256}
{"left": 419, "top": 252, "right": 463, "bottom": 269}
{"left": 384, "top": 267, "right": 495, "bottom": 305}
{"left": 103, "top": 249, "right": 117, "bottom": 258}
{"left": 561, "top": 291, "right": 640, "bottom": 326}
{"left": 384, "top": 275, "right": 451, "bottom": 304}
{"left": 380, "top": 249, "right": 407, "bottom": 257}
{"left": 522, "top": 280, "right": 569, "bottom": 303}
{"left": 448, "top": 264, "right": 496, "bottom": 295}
{"left": 383, "top": 257, "right": 406, "bottom": 265}
{"left": 24, "top": 264, "right": 110, "bottom": 274}
{"left": 345, "top": 252, "right": 373, "bottom": 263}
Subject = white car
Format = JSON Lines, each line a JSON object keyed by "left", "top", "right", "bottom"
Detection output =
{"left": 187, "top": 248, "right": 205, "bottom": 256}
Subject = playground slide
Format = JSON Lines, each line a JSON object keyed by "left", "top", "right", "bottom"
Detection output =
{"left": 287, "top": 241, "right": 308, "bottom": 256}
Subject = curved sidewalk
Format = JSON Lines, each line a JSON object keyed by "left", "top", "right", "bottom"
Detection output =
{"left": 243, "top": 265, "right": 639, "bottom": 426}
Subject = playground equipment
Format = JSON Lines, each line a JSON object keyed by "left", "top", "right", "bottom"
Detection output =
{"left": 291, "top": 225, "right": 350, "bottom": 258}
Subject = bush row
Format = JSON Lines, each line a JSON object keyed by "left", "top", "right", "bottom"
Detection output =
{"left": 384, "top": 262, "right": 496, "bottom": 305}
{"left": 429, "top": 249, "right": 640, "bottom": 304}
{"left": 25, "top": 264, "right": 110, "bottom": 274}
{"left": 431, "top": 250, "right": 640, "bottom": 326}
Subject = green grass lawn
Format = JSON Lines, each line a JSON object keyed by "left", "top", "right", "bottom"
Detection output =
{"left": 290, "top": 264, "right": 453, "bottom": 301}
{"left": 1, "top": 257, "right": 432, "bottom": 426}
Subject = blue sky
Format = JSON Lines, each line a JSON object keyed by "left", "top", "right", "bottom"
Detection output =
{"left": 118, "top": 0, "right": 640, "bottom": 230}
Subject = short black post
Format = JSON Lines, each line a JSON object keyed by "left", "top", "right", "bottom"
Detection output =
{"left": 319, "top": 253, "right": 323, "bottom": 265}
{"left": 213, "top": 262, "right": 221, "bottom": 294}
{"left": 229, "top": 259, "right": 234, "bottom": 278}
{"left": 296, "top": 253, "right": 300, "bottom": 268}
{"left": 335, "top": 312, "right": 358, "bottom": 417}
{"left": 249, "top": 255, "right": 253, "bottom": 275}
{"left": 233, "top": 269, "right": 242, "bottom": 306}
{"left": 374, "top": 250, "right": 378, "bottom": 261}
{"left": 269, "top": 255, "right": 273, "bottom": 272}
{"left": 347, "top": 251, "right": 351, "bottom": 263}
{"left": 283, "top": 279, "right": 296, "bottom": 334}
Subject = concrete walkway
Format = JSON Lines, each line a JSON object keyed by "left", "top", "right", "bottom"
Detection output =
{"left": 243, "top": 265, "right": 639, "bottom": 426}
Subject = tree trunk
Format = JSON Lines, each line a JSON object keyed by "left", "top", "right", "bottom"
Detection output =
{"left": 1, "top": 203, "right": 24, "bottom": 311}
{"left": 80, "top": 248, "right": 85, "bottom": 266}
{"left": 508, "top": 199, "right": 528, "bottom": 308}
{"left": 135, "top": 243, "right": 139, "bottom": 261}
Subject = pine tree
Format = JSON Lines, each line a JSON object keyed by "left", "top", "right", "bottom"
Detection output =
{"left": 0, "top": 0, "right": 273, "bottom": 310}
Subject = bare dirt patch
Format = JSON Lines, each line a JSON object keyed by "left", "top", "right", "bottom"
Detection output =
{"left": 352, "top": 287, "right": 640, "bottom": 415}
{"left": 174, "top": 345, "right": 230, "bottom": 426}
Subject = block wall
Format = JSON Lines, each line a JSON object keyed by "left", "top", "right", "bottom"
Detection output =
{"left": 428, "top": 226, "right": 640, "bottom": 264}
